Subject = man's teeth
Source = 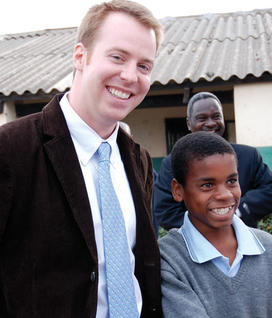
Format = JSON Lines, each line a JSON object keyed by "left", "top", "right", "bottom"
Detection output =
{"left": 211, "top": 206, "right": 232, "bottom": 215}
{"left": 205, "top": 130, "right": 216, "bottom": 133}
{"left": 108, "top": 88, "right": 130, "bottom": 99}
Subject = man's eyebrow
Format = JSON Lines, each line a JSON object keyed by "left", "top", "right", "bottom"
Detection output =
{"left": 107, "top": 47, "right": 128, "bottom": 54}
{"left": 195, "top": 113, "right": 206, "bottom": 116}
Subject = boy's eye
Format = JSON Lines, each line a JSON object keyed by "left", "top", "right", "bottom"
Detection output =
{"left": 201, "top": 183, "right": 213, "bottom": 189}
{"left": 227, "top": 178, "right": 238, "bottom": 185}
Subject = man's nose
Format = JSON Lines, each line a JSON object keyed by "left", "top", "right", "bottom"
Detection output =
{"left": 205, "top": 118, "right": 217, "bottom": 127}
{"left": 120, "top": 63, "right": 138, "bottom": 83}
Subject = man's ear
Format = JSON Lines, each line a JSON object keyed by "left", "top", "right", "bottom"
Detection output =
{"left": 171, "top": 178, "right": 184, "bottom": 203}
{"left": 73, "top": 43, "right": 87, "bottom": 71}
{"left": 186, "top": 117, "right": 191, "bottom": 131}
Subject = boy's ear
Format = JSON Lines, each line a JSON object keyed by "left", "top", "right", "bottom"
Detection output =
{"left": 171, "top": 178, "right": 184, "bottom": 202}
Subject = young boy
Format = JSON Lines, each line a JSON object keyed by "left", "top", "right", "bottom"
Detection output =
{"left": 159, "top": 132, "right": 272, "bottom": 318}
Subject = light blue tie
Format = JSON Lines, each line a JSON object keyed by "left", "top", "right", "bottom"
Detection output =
{"left": 97, "top": 142, "right": 139, "bottom": 318}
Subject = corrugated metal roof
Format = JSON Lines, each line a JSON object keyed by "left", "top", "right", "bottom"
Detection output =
{"left": 152, "top": 9, "right": 272, "bottom": 84}
{"left": 0, "top": 28, "right": 76, "bottom": 96}
{"left": 0, "top": 8, "right": 272, "bottom": 96}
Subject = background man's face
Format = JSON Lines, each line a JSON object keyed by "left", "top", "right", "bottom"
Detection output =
{"left": 187, "top": 98, "right": 225, "bottom": 136}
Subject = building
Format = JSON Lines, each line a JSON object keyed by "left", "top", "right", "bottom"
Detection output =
{"left": 1, "top": 8, "right": 272, "bottom": 170}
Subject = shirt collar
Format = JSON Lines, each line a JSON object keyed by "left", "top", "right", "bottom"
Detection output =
{"left": 232, "top": 214, "right": 265, "bottom": 255}
{"left": 59, "top": 92, "right": 119, "bottom": 166}
{"left": 178, "top": 211, "right": 265, "bottom": 264}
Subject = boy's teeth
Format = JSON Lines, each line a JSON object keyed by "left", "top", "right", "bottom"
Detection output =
{"left": 108, "top": 87, "right": 130, "bottom": 99}
{"left": 211, "top": 207, "right": 232, "bottom": 215}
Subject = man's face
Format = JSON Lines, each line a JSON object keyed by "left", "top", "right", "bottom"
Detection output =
{"left": 172, "top": 153, "right": 241, "bottom": 237}
{"left": 187, "top": 98, "right": 225, "bottom": 136}
{"left": 72, "top": 12, "right": 157, "bottom": 137}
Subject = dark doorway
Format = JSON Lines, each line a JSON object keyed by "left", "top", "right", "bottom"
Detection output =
{"left": 165, "top": 118, "right": 188, "bottom": 154}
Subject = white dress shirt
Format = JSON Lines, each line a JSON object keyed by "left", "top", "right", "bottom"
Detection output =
{"left": 179, "top": 211, "right": 265, "bottom": 277}
{"left": 60, "top": 93, "right": 142, "bottom": 317}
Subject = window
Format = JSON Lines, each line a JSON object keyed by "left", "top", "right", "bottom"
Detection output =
{"left": 165, "top": 118, "right": 188, "bottom": 154}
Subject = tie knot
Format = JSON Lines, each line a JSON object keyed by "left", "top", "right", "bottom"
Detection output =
{"left": 98, "top": 142, "right": 111, "bottom": 162}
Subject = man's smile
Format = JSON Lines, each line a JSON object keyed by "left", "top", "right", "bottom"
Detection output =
{"left": 107, "top": 86, "right": 132, "bottom": 99}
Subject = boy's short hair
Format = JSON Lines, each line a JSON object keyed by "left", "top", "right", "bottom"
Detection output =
{"left": 171, "top": 132, "right": 237, "bottom": 186}
{"left": 77, "top": 0, "right": 163, "bottom": 51}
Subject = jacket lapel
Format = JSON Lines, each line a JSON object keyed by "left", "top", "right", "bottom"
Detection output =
{"left": 117, "top": 131, "right": 152, "bottom": 236}
{"left": 41, "top": 95, "right": 97, "bottom": 262}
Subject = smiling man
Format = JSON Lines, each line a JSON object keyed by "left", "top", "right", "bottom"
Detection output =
{"left": 186, "top": 93, "right": 224, "bottom": 136}
{"left": 69, "top": 8, "right": 158, "bottom": 139}
{"left": 0, "top": 1, "right": 163, "bottom": 317}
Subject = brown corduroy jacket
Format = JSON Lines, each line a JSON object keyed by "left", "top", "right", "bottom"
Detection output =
{"left": 0, "top": 94, "right": 162, "bottom": 318}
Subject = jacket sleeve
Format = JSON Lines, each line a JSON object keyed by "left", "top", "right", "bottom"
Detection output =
{"left": 239, "top": 147, "right": 272, "bottom": 227}
{"left": 153, "top": 155, "right": 186, "bottom": 230}
{"left": 0, "top": 128, "right": 14, "bottom": 243}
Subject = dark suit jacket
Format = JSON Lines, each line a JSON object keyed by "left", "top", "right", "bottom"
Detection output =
{"left": 154, "top": 142, "right": 272, "bottom": 229}
{"left": 0, "top": 95, "right": 162, "bottom": 317}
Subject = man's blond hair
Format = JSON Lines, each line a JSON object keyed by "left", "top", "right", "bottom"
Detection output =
{"left": 76, "top": 0, "right": 163, "bottom": 51}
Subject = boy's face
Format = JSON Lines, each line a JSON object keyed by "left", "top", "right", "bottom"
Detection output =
{"left": 172, "top": 153, "right": 241, "bottom": 235}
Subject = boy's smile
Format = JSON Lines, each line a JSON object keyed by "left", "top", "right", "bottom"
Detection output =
{"left": 210, "top": 205, "right": 235, "bottom": 216}
{"left": 172, "top": 153, "right": 241, "bottom": 236}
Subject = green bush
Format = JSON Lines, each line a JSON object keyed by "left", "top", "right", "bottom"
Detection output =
{"left": 258, "top": 214, "right": 272, "bottom": 234}
{"left": 158, "top": 226, "right": 168, "bottom": 239}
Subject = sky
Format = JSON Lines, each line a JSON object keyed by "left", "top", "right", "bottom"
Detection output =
{"left": 1, "top": 0, "right": 271, "bottom": 35}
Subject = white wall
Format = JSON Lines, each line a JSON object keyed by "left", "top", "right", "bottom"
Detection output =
{"left": 0, "top": 101, "right": 16, "bottom": 125}
{"left": 125, "top": 106, "right": 187, "bottom": 157}
{"left": 234, "top": 82, "right": 272, "bottom": 147}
